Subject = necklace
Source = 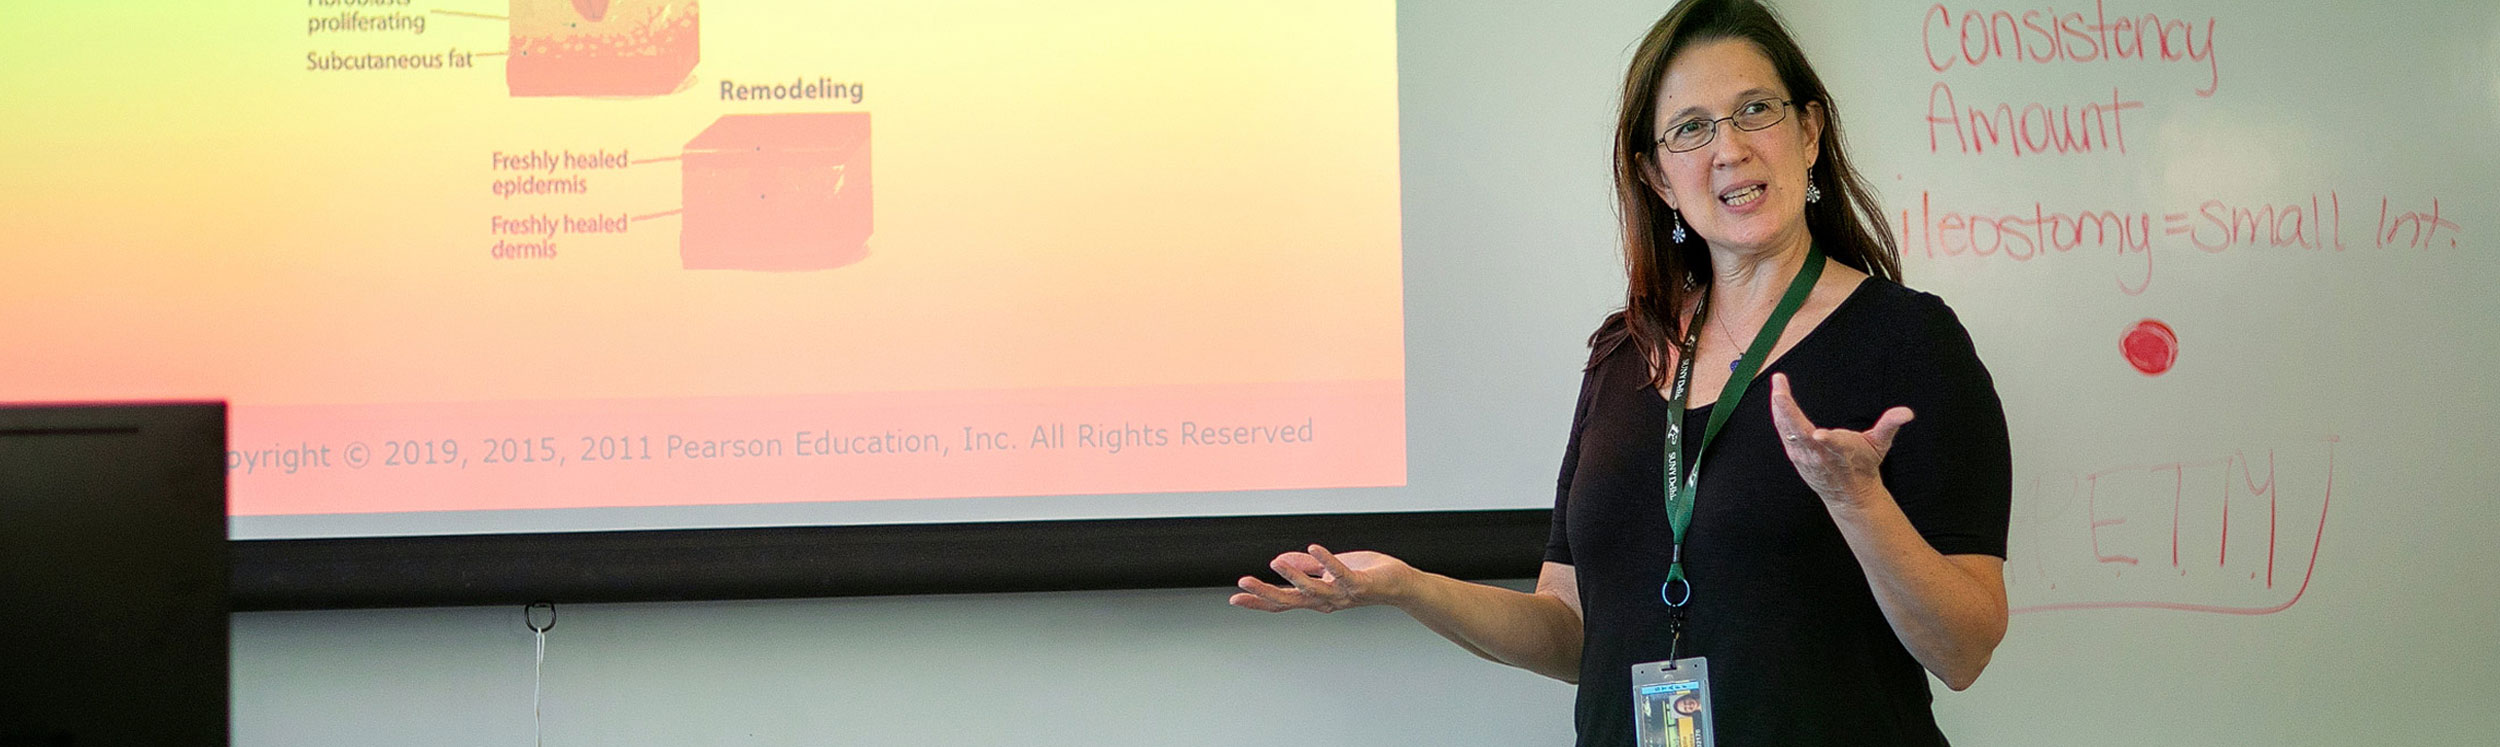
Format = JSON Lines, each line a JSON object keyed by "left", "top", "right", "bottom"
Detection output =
{"left": 1708, "top": 291, "right": 1761, "bottom": 373}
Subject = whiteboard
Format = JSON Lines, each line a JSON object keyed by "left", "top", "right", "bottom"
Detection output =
{"left": 1776, "top": 0, "right": 2500, "bottom": 742}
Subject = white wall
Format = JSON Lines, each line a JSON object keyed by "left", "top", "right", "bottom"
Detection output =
{"left": 234, "top": 585, "right": 1576, "bottom": 745}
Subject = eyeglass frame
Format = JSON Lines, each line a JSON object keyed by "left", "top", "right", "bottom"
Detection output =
{"left": 1653, "top": 98, "right": 1799, "bottom": 154}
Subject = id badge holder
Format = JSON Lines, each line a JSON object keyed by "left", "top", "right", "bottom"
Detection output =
{"left": 1631, "top": 657, "right": 1714, "bottom": 747}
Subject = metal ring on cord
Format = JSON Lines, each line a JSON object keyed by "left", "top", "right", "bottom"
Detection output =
{"left": 1659, "top": 577, "right": 1691, "bottom": 608}
{"left": 525, "top": 601, "right": 557, "bottom": 633}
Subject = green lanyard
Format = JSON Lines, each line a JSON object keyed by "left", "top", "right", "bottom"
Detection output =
{"left": 1658, "top": 243, "right": 1825, "bottom": 609}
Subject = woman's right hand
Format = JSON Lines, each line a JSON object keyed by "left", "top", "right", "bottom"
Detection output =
{"left": 1229, "top": 544, "right": 1418, "bottom": 613}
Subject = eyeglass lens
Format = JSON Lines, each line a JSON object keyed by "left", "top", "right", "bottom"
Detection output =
{"left": 1660, "top": 99, "right": 1789, "bottom": 153}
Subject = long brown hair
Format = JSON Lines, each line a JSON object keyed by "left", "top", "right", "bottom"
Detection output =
{"left": 1596, "top": 0, "right": 1899, "bottom": 385}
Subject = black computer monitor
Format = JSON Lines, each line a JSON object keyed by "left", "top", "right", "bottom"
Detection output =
{"left": 0, "top": 402, "right": 227, "bottom": 745}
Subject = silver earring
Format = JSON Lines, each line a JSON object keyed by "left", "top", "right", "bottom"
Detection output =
{"left": 1669, "top": 210, "right": 1688, "bottom": 243}
{"left": 1805, "top": 183, "right": 1822, "bottom": 204}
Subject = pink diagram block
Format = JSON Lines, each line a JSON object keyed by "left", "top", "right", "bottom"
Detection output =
{"left": 680, "top": 113, "right": 873, "bottom": 271}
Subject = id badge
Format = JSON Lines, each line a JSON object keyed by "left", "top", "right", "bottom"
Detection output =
{"left": 1630, "top": 657, "right": 1714, "bottom": 747}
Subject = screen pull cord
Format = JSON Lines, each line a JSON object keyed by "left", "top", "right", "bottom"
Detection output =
{"left": 525, "top": 601, "right": 557, "bottom": 747}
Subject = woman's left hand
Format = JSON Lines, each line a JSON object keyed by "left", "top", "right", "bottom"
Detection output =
{"left": 1769, "top": 372, "right": 1915, "bottom": 507}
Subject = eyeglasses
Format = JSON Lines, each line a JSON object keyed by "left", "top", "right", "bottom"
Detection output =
{"left": 1655, "top": 98, "right": 1795, "bottom": 154}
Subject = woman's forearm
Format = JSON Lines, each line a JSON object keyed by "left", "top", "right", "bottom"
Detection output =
{"left": 1387, "top": 568, "right": 1586, "bottom": 683}
{"left": 1823, "top": 486, "right": 2009, "bottom": 690}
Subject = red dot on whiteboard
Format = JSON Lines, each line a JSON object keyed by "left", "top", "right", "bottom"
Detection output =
{"left": 2121, "top": 319, "right": 2178, "bottom": 376}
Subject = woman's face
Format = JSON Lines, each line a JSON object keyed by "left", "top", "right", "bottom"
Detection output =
{"left": 1647, "top": 38, "right": 1823, "bottom": 258}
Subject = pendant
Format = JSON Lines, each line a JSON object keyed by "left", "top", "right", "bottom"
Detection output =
{"left": 1729, "top": 357, "right": 1741, "bottom": 373}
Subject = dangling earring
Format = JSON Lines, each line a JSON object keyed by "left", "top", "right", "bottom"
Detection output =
{"left": 1670, "top": 210, "right": 1688, "bottom": 243}
{"left": 1805, "top": 183, "right": 1823, "bottom": 204}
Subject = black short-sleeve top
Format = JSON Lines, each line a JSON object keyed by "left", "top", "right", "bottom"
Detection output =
{"left": 1545, "top": 277, "right": 2012, "bottom": 747}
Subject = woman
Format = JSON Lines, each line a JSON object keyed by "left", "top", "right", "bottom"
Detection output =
{"left": 1228, "top": 1, "right": 2012, "bottom": 744}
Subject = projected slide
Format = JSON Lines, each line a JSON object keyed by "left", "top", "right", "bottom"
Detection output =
{"left": 0, "top": 1, "right": 1405, "bottom": 518}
